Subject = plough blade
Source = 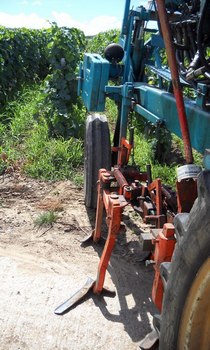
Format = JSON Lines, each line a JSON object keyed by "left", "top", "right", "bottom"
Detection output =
{"left": 80, "top": 232, "right": 93, "bottom": 244}
{"left": 54, "top": 276, "right": 95, "bottom": 315}
{"left": 139, "top": 329, "right": 159, "bottom": 349}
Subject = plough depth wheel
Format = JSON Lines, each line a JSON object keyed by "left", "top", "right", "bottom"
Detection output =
{"left": 84, "top": 114, "right": 111, "bottom": 209}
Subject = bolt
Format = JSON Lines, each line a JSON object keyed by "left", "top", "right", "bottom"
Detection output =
{"left": 103, "top": 172, "right": 110, "bottom": 178}
{"left": 145, "top": 260, "right": 155, "bottom": 267}
{"left": 197, "top": 87, "right": 202, "bottom": 96}
{"left": 110, "top": 194, "right": 119, "bottom": 199}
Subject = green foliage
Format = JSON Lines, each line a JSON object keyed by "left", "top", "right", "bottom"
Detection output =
{"left": 133, "top": 131, "right": 154, "bottom": 167}
{"left": 152, "top": 163, "right": 177, "bottom": 186}
{"left": 43, "top": 24, "right": 86, "bottom": 138}
{"left": 172, "top": 134, "right": 203, "bottom": 167}
{"left": 34, "top": 211, "right": 58, "bottom": 227}
{"left": 146, "top": 122, "right": 172, "bottom": 163}
{"left": 132, "top": 117, "right": 172, "bottom": 163}
{"left": 0, "top": 24, "right": 86, "bottom": 137}
{"left": 105, "top": 98, "right": 118, "bottom": 130}
{"left": 0, "top": 25, "right": 86, "bottom": 182}
{"left": 24, "top": 120, "right": 83, "bottom": 180}
{"left": 0, "top": 25, "right": 194, "bottom": 190}
{"left": 0, "top": 85, "right": 84, "bottom": 182}
{"left": 0, "top": 157, "right": 6, "bottom": 175}
{"left": 86, "top": 29, "right": 120, "bottom": 56}
{"left": 42, "top": 94, "right": 86, "bottom": 139}
{"left": 0, "top": 122, "right": 6, "bottom": 141}
{"left": 0, "top": 85, "right": 43, "bottom": 161}
{"left": 0, "top": 26, "right": 51, "bottom": 105}
{"left": 133, "top": 131, "right": 178, "bottom": 187}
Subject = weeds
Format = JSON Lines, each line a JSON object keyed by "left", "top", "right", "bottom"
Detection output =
{"left": 0, "top": 85, "right": 84, "bottom": 183}
{"left": 34, "top": 211, "right": 58, "bottom": 227}
{"left": 0, "top": 82, "right": 203, "bottom": 189}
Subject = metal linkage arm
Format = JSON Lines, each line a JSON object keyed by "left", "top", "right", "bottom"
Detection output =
{"left": 155, "top": 0, "right": 193, "bottom": 164}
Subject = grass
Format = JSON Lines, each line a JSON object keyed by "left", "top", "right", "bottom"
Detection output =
{"left": 0, "top": 84, "right": 203, "bottom": 189}
{"left": 132, "top": 131, "right": 177, "bottom": 187}
{"left": 24, "top": 119, "right": 83, "bottom": 180}
{"left": 34, "top": 211, "right": 58, "bottom": 227}
{"left": 172, "top": 134, "right": 203, "bottom": 167}
{"left": 133, "top": 130, "right": 202, "bottom": 188}
{"left": 0, "top": 84, "right": 84, "bottom": 182}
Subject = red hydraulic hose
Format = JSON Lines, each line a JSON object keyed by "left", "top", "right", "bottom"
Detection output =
{"left": 155, "top": 0, "right": 194, "bottom": 164}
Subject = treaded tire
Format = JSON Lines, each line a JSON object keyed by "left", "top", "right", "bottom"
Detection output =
{"left": 84, "top": 114, "right": 111, "bottom": 209}
{"left": 159, "top": 170, "right": 210, "bottom": 350}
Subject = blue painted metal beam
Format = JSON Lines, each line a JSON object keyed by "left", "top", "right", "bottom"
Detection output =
{"left": 121, "top": 0, "right": 131, "bottom": 35}
{"left": 133, "top": 84, "right": 210, "bottom": 154}
{"left": 78, "top": 53, "right": 210, "bottom": 155}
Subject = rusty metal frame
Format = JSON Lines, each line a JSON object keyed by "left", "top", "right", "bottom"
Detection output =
{"left": 91, "top": 166, "right": 178, "bottom": 311}
{"left": 152, "top": 223, "right": 176, "bottom": 311}
{"left": 86, "top": 137, "right": 197, "bottom": 309}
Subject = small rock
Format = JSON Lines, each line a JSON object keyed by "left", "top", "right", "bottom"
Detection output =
{"left": 64, "top": 227, "right": 71, "bottom": 232}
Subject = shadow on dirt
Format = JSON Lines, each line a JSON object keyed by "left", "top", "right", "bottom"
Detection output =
{"left": 81, "top": 206, "right": 157, "bottom": 344}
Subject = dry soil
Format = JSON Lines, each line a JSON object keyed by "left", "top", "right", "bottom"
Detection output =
{"left": 0, "top": 172, "right": 157, "bottom": 350}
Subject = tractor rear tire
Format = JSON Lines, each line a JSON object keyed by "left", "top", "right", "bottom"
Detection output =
{"left": 84, "top": 114, "right": 111, "bottom": 209}
{"left": 159, "top": 170, "right": 210, "bottom": 350}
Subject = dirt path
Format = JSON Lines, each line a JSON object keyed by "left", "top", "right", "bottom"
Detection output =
{"left": 0, "top": 174, "right": 156, "bottom": 350}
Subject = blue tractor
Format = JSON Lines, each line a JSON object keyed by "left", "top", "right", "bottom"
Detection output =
{"left": 57, "top": 1, "right": 210, "bottom": 348}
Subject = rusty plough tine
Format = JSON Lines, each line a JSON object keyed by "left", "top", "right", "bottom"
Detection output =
{"left": 55, "top": 193, "right": 122, "bottom": 315}
{"left": 54, "top": 276, "right": 95, "bottom": 315}
{"left": 80, "top": 231, "right": 94, "bottom": 244}
{"left": 54, "top": 277, "right": 115, "bottom": 315}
